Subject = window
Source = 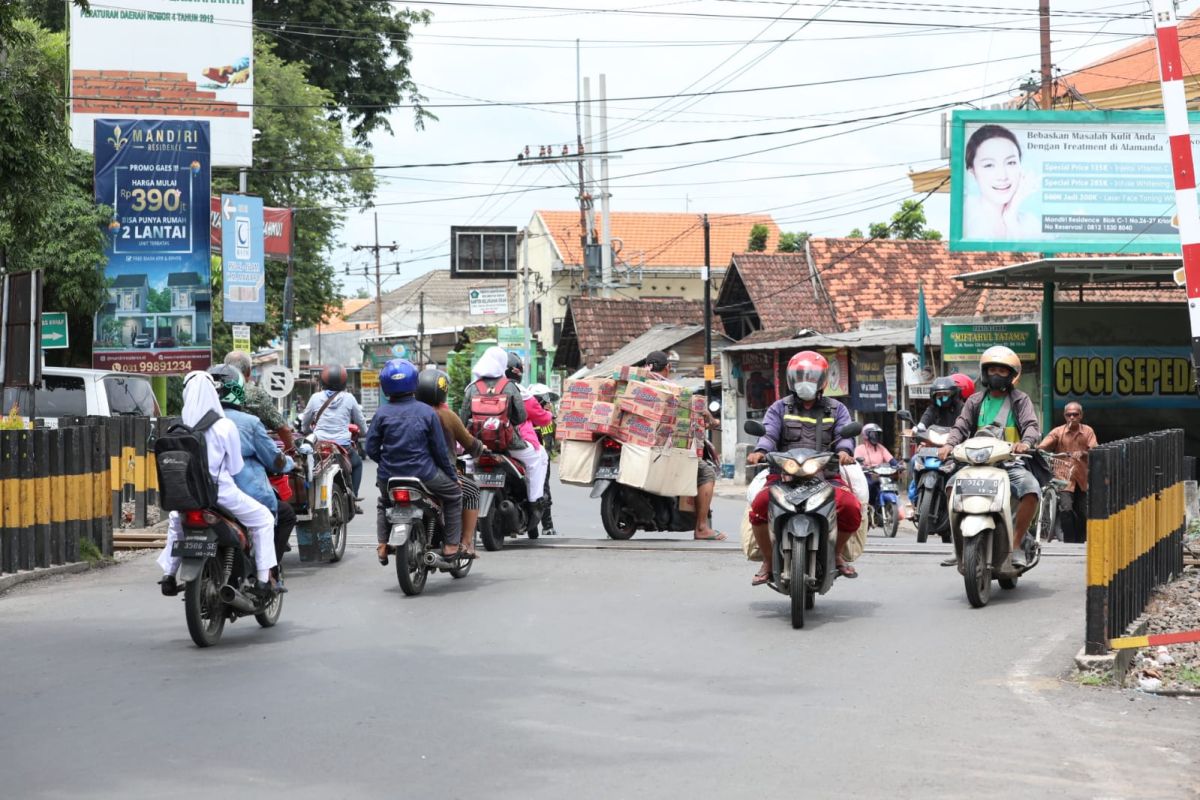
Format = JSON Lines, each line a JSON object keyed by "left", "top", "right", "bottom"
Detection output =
{"left": 36, "top": 375, "right": 87, "bottom": 417}
{"left": 103, "top": 376, "right": 159, "bottom": 416}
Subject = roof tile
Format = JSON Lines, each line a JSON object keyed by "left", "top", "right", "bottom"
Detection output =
{"left": 564, "top": 297, "right": 719, "bottom": 367}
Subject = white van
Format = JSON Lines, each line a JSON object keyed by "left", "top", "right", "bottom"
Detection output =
{"left": 2, "top": 368, "right": 161, "bottom": 419}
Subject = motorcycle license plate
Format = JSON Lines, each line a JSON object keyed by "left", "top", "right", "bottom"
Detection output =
{"left": 172, "top": 538, "right": 217, "bottom": 558}
{"left": 595, "top": 466, "right": 619, "bottom": 480}
{"left": 476, "top": 472, "right": 506, "bottom": 488}
{"left": 956, "top": 478, "right": 1000, "bottom": 497}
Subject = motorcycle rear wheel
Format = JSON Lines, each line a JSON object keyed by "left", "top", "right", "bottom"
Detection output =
{"left": 478, "top": 503, "right": 505, "bottom": 551}
{"left": 916, "top": 489, "right": 934, "bottom": 544}
{"left": 184, "top": 557, "right": 226, "bottom": 647}
{"left": 256, "top": 570, "right": 284, "bottom": 628}
{"left": 396, "top": 520, "right": 429, "bottom": 596}
{"left": 600, "top": 484, "right": 637, "bottom": 540}
{"left": 962, "top": 535, "right": 991, "bottom": 608}
{"left": 328, "top": 485, "right": 348, "bottom": 563}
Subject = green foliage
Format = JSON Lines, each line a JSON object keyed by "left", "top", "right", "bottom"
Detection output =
{"left": 747, "top": 224, "right": 769, "bottom": 252}
{"left": 776, "top": 231, "right": 811, "bottom": 253}
{"left": 254, "top": 0, "right": 432, "bottom": 142}
{"left": 861, "top": 200, "right": 943, "bottom": 242}
{"left": 146, "top": 287, "right": 171, "bottom": 313}
{"left": 78, "top": 537, "right": 105, "bottom": 564}
{"left": 1178, "top": 666, "right": 1200, "bottom": 687}
{"left": 847, "top": 228, "right": 864, "bottom": 239}
{"left": 868, "top": 222, "right": 891, "bottom": 239}
{"left": 447, "top": 350, "right": 472, "bottom": 413}
{"left": 1077, "top": 673, "right": 1106, "bottom": 687}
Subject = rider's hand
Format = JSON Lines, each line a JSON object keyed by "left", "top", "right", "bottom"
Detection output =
{"left": 837, "top": 451, "right": 855, "bottom": 466}
{"left": 747, "top": 451, "right": 765, "bottom": 465}
{"left": 1013, "top": 442, "right": 1031, "bottom": 454}
{"left": 937, "top": 445, "right": 952, "bottom": 461}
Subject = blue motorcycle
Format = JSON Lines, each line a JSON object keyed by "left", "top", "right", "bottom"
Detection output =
{"left": 864, "top": 464, "right": 901, "bottom": 538}
{"left": 902, "top": 416, "right": 954, "bottom": 544}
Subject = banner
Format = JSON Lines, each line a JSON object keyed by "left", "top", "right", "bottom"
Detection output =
{"left": 93, "top": 119, "right": 212, "bottom": 374}
{"left": 468, "top": 286, "right": 509, "bottom": 316}
{"left": 850, "top": 350, "right": 887, "bottom": 412}
{"left": 1054, "top": 346, "right": 1200, "bottom": 408}
{"left": 210, "top": 198, "right": 292, "bottom": 260}
{"left": 817, "top": 349, "right": 850, "bottom": 398}
{"left": 950, "top": 109, "right": 1200, "bottom": 253}
{"left": 942, "top": 323, "right": 1038, "bottom": 363}
{"left": 69, "top": 1, "right": 253, "bottom": 167}
{"left": 220, "top": 194, "right": 265, "bottom": 323}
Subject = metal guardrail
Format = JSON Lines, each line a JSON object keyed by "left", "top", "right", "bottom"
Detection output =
{"left": 1085, "top": 429, "right": 1186, "bottom": 655}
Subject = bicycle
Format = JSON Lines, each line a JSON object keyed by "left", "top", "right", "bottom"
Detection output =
{"left": 1034, "top": 453, "right": 1073, "bottom": 544}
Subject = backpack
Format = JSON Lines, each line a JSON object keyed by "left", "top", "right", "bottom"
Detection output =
{"left": 468, "top": 378, "right": 516, "bottom": 451}
{"left": 154, "top": 410, "right": 221, "bottom": 512}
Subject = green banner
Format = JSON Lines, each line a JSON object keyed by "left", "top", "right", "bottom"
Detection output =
{"left": 941, "top": 323, "right": 1038, "bottom": 362}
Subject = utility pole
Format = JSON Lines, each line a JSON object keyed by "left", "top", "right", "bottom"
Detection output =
{"left": 598, "top": 73, "right": 612, "bottom": 298}
{"left": 283, "top": 207, "right": 296, "bottom": 371}
{"left": 702, "top": 214, "right": 712, "bottom": 441}
{"left": 522, "top": 228, "right": 532, "bottom": 381}
{"left": 1039, "top": 0, "right": 1053, "bottom": 109}
{"left": 353, "top": 212, "right": 397, "bottom": 336}
{"left": 417, "top": 291, "right": 425, "bottom": 368}
{"left": 575, "top": 39, "right": 590, "bottom": 261}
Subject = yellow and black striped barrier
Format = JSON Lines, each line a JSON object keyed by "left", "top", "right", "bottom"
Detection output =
{"left": 0, "top": 425, "right": 111, "bottom": 575}
{"left": 1085, "top": 429, "right": 1186, "bottom": 656}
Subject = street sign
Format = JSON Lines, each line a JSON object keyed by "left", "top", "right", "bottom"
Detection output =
{"left": 231, "top": 323, "right": 251, "bottom": 353}
{"left": 360, "top": 368, "right": 380, "bottom": 419}
{"left": 703, "top": 364, "right": 716, "bottom": 381}
{"left": 221, "top": 193, "right": 266, "bottom": 323}
{"left": 468, "top": 286, "right": 509, "bottom": 316}
{"left": 41, "top": 312, "right": 69, "bottom": 350}
{"left": 260, "top": 365, "right": 294, "bottom": 399}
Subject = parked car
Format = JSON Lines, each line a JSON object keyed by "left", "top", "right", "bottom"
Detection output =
{"left": 153, "top": 336, "right": 177, "bottom": 349}
{"left": 132, "top": 332, "right": 152, "bottom": 348}
{"left": 0, "top": 368, "right": 160, "bottom": 420}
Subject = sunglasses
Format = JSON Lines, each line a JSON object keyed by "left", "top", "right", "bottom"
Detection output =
{"left": 1064, "top": 412, "right": 1081, "bottom": 418}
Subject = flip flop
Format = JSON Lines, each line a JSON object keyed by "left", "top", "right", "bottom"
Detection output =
{"left": 456, "top": 550, "right": 478, "bottom": 561}
{"left": 695, "top": 531, "right": 727, "bottom": 541}
{"left": 751, "top": 571, "right": 770, "bottom": 586}
{"left": 836, "top": 563, "right": 858, "bottom": 579}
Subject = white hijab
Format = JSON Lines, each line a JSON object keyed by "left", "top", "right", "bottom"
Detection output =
{"left": 181, "top": 371, "right": 225, "bottom": 428}
{"left": 472, "top": 346, "right": 509, "bottom": 381}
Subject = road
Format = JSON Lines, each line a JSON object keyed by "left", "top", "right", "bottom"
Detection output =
{"left": 1, "top": 461, "right": 1196, "bottom": 799}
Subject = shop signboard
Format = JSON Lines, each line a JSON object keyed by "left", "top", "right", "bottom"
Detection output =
{"left": 468, "top": 286, "right": 509, "bottom": 316}
{"left": 850, "top": 350, "right": 887, "bottom": 412}
{"left": 942, "top": 323, "right": 1038, "bottom": 363}
{"left": 220, "top": 194, "right": 265, "bottom": 323}
{"left": 92, "top": 119, "right": 211, "bottom": 374}
{"left": 360, "top": 368, "right": 380, "bottom": 419}
{"left": 210, "top": 198, "right": 291, "bottom": 260}
{"left": 950, "top": 109, "right": 1195, "bottom": 254}
{"left": 1053, "top": 346, "right": 1200, "bottom": 408}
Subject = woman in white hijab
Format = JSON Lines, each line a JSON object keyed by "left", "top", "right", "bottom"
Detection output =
{"left": 157, "top": 370, "right": 280, "bottom": 594}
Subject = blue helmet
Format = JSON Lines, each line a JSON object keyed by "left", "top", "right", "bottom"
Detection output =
{"left": 380, "top": 358, "right": 419, "bottom": 397}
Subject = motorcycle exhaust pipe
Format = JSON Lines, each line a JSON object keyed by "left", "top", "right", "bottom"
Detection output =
{"left": 218, "top": 584, "right": 258, "bottom": 614}
{"left": 498, "top": 499, "right": 521, "bottom": 531}
{"left": 422, "top": 551, "right": 455, "bottom": 570}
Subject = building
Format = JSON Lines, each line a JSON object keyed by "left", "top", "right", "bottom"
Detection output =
{"left": 344, "top": 269, "right": 522, "bottom": 335}
{"left": 554, "top": 297, "right": 720, "bottom": 373}
{"left": 295, "top": 298, "right": 378, "bottom": 370}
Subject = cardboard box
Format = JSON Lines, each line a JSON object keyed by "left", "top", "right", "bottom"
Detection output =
{"left": 617, "top": 443, "right": 699, "bottom": 497}
{"left": 586, "top": 400, "right": 622, "bottom": 436}
{"left": 612, "top": 365, "right": 655, "bottom": 383}
{"left": 565, "top": 378, "right": 618, "bottom": 403}
{"left": 557, "top": 406, "right": 591, "bottom": 430}
{"left": 619, "top": 382, "right": 681, "bottom": 423}
{"left": 559, "top": 439, "right": 602, "bottom": 485}
{"left": 557, "top": 397, "right": 594, "bottom": 418}
{"left": 555, "top": 427, "right": 596, "bottom": 442}
{"left": 690, "top": 394, "right": 707, "bottom": 416}
{"left": 616, "top": 411, "right": 675, "bottom": 448}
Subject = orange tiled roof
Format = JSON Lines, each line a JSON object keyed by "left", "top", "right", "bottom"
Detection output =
{"left": 562, "top": 297, "right": 718, "bottom": 367}
{"left": 1058, "top": 12, "right": 1200, "bottom": 99}
{"left": 537, "top": 210, "right": 779, "bottom": 269}
{"left": 939, "top": 285, "right": 1184, "bottom": 317}
{"left": 318, "top": 298, "right": 377, "bottom": 333}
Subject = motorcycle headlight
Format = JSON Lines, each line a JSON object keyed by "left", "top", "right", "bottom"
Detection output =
{"left": 769, "top": 484, "right": 797, "bottom": 512}
{"left": 791, "top": 455, "right": 830, "bottom": 477}
{"left": 966, "top": 447, "right": 992, "bottom": 464}
{"left": 802, "top": 485, "right": 833, "bottom": 512}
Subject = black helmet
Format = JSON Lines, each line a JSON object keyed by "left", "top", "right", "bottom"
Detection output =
{"left": 321, "top": 364, "right": 348, "bottom": 391}
{"left": 505, "top": 352, "right": 524, "bottom": 382}
{"left": 207, "top": 364, "right": 244, "bottom": 407}
{"left": 930, "top": 376, "right": 960, "bottom": 408}
{"left": 416, "top": 369, "right": 449, "bottom": 407}
{"left": 645, "top": 350, "right": 670, "bottom": 372}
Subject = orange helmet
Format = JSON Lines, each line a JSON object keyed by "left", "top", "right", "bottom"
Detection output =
{"left": 786, "top": 350, "right": 829, "bottom": 401}
{"left": 979, "top": 346, "right": 1021, "bottom": 390}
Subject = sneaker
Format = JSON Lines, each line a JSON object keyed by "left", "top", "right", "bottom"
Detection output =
{"left": 939, "top": 556, "right": 958, "bottom": 567}
{"left": 1010, "top": 549, "right": 1028, "bottom": 569}
{"left": 543, "top": 527, "right": 557, "bottom": 537}
{"left": 158, "top": 575, "right": 179, "bottom": 596}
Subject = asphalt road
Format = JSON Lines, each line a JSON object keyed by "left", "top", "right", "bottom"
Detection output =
{"left": 1, "top": 462, "right": 1197, "bottom": 799}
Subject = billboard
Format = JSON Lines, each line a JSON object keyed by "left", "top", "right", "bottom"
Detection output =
{"left": 1054, "top": 346, "right": 1200, "bottom": 409}
{"left": 950, "top": 110, "right": 1198, "bottom": 254}
{"left": 941, "top": 323, "right": 1038, "bottom": 362}
{"left": 220, "top": 194, "right": 265, "bottom": 323}
{"left": 93, "top": 119, "right": 212, "bottom": 375}
{"left": 210, "top": 198, "right": 292, "bottom": 260}
{"left": 70, "top": 1, "right": 253, "bottom": 167}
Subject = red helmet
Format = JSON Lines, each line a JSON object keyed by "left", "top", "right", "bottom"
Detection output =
{"left": 950, "top": 372, "right": 976, "bottom": 398}
{"left": 786, "top": 350, "right": 829, "bottom": 401}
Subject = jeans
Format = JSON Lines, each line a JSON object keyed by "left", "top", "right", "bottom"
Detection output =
{"left": 349, "top": 448, "right": 363, "bottom": 496}
{"left": 376, "top": 472, "right": 464, "bottom": 546}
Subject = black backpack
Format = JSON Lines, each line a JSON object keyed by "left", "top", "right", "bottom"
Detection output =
{"left": 155, "top": 411, "right": 221, "bottom": 512}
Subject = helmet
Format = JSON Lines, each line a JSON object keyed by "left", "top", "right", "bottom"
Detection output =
{"left": 979, "top": 346, "right": 1021, "bottom": 391}
{"left": 416, "top": 368, "right": 449, "bottom": 407}
{"left": 930, "top": 376, "right": 960, "bottom": 408}
{"left": 505, "top": 352, "right": 524, "bottom": 382}
{"left": 863, "top": 422, "right": 883, "bottom": 444}
{"left": 950, "top": 372, "right": 976, "bottom": 399}
{"left": 379, "top": 359, "right": 419, "bottom": 397}
{"left": 207, "top": 364, "right": 244, "bottom": 407}
{"left": 320, "top": 364, "right": 348, "bottom": 391}
{"left": 528, "top": 382, "right": 559, "bottom": 402}
{"left": 785, "top": 350, "right": 829, "bottom": 401}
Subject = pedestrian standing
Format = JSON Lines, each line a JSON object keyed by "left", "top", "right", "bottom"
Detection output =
{"left": 1037, "top": 402, "right": 1098, "bottom": 543}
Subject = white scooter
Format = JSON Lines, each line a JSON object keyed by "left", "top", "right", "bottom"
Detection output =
{"left": 946, "top": 427, "right": 1046, "bottom": 608}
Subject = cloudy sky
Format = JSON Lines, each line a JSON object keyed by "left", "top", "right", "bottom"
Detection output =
{"left": 330, "top": 0, "right": 1196, "bottom": 297}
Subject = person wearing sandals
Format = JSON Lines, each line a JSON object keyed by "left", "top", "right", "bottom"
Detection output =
{"left": 366, "top": 359, "right": 464, "bottom": 566}
{"left": 416, "top": 368, "right": 484, "bottom": 559}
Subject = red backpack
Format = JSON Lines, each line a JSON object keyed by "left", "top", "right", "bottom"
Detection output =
{"left": 469, "top": 378, "right": 516, "bottom": 451}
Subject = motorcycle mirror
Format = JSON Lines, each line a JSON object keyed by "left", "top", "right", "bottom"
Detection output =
{"left": 743, "top": 420, "right": 766, "bottom": 437}
{"left": 896, "top": 410, "right": 914, "bottom": 423}
{"left": 708, "top": 400, "right": 721, "bottom": 414}
{"left": 839, "top": 421, "right": 864, "bottom": 439}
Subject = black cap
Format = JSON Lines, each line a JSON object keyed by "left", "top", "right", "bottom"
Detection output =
{"left": 645, "top": 350, "right": 670, "bottom": 370}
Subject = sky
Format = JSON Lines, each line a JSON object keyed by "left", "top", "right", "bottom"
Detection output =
{"left": 328, "top": 0, "right": 1200, "bottom": 297}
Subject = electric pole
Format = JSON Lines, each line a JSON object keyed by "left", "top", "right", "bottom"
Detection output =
{"left": 353, "top": 212, "right": 397, "bottom": 336}
{"left": 1039, "top": 0, "right": 1053, "bottom": 109}
{"left": 598, "top": 73, "right": 613, "bottom": 298}
{"left": 703, "top": 213, "right": 713, "bottom": 442}
{"left": 417, "top": 291, "right": 425, "bottom": 367}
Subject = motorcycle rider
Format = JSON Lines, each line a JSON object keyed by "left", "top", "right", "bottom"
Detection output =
{"left": 413, "top": 368, "right": 485, "bottom": 562}
{"left": 367, "top": 359, "right": 464, "bottom": 562}
{"left": 459, "top": 346, "right": 547, "bottom": 512}
{"left": 747, "top": 351, "right": 862, "bottom": 584}
{"left": 157, "top": 370, "right": 280, "bottom": 595}
{"left": 506, "top": 354, "right": 554, "bottom": 534}
{"left": 528, "top": 383, "right": 559, "bottom": 536}
{"left": 209, "top": 365, "right": 296, "bottom": 586}
{"left": 907, "top": 375, "right": 966, "bottom": 509}
{"left": 855, "top": 423, "right": 902, "bottom": 523}
{"left": 937, "top": 346, "right": 1042, "bottom": 568}
{"left": 223, "top": 350, "right": 296, "bottom": 452}
{"left": 301, "top": 363, "right": 367, "bottom": 513}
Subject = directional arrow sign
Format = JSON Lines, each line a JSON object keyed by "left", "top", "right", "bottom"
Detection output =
{"left": 223, "top": 197, "right": 236, "bottom": 220}
{"left": 41, "top": 312, "right": 69, "bottom": 350}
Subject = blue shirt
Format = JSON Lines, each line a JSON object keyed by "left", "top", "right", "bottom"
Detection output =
{"left": 365, "top": 396, "right": 454, "bottom": 483}
{"left": 226, "top": 407, "right": 294, "bottom": 515}
{"left": 301, "top": 390, "right": 367, "bottom": 447}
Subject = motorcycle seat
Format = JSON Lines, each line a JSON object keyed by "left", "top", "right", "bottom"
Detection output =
{"left": 211, "top": 505, "right": 250, "bottom": 551}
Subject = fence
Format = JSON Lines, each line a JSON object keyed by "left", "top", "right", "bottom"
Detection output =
{"left": 1085, "top": 429, "right": 1186, "bottom": 655}
{"left": 0, "top": 425, "right": 111, "bottom": 575}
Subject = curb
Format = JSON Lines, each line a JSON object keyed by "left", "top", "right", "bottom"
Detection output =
{"left": 0, "top": 562, "right": 95, "bottom": 596}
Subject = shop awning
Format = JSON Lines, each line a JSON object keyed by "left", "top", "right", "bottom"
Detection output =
{"left": 954, "top": 256, "right": 1183, "bottom": 289}
{"left": 723, "top": 325, "right": 936, "bottom": 353}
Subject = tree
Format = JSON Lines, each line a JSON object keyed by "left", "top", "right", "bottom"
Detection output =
{"left": 868, "top": 222, "right": 891, "bottom": 240}
{"left": 354, "top": 287, "right": 371, "bottom": 300}
{"left": 859, "top": 200, "right": 943, "bottom": 242}
{"left": 254, "top": 1, "right": 432, "bottom": 142}
{"left": 777, "top": 231, "right": 811, "bottom": 253}
{"left": 747, "top": 224, "right": 769, "bottom": 252}
{"left": 847, "top": 228, "right": 864, "bottom": 239}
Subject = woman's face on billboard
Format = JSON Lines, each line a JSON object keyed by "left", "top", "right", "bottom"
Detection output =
{"left": 969, "top": 136, "right": 1021, "bottom": 207}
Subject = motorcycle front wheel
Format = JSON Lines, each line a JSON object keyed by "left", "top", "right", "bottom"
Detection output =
{"left": 962, "top": 535, "right": 991, "bottom": 608}
{"left": 396, "top": 520, "right": 429, "bottom": 596}
{"left": 882, "top": 501, "right": 898, "bottom": 538}
{"left": 789, "top": 551, "right": 807, "bottom": 629}
{"left": 184, "top": 557, "right": 226, "bottom": 647}
{"left": 600, "top": 484, "right": 637, "bottom": 540}
{"left": 916, "top": 489, "right": 934, "bottom": 544}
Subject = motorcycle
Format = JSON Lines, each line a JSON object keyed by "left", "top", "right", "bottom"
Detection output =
{"left": 898, "top": 410, "right": 954, "bottom": 544}
{"left": 863, "top": 463, "right": 901, "bottom": 538}
{"left": 168, "top": 506, "right": 283, "bottom": 647}
{"left": 280, "top": 424, "right": 360, "bottom": 563}
{"left": 590, "top": 437, "right": 717, "bottom": 540}
{"left": 743, "top": 419, "right": 863, "bottom": 629}
{"left": 946, "top": 427, "right": 1049, "bottom": 608}
{"left": 474, "top": 451, "right": 536, "bottom": 551}
{"left": 383, "top": 475, "right": 472, "bottom": 596}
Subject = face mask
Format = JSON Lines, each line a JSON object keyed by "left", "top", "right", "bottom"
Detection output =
{"left": 793, "top": 381, "right": 818, "bottom": 401}
{"left": 934, "top": 396, "right": 947, "bottom": 407}
{"left": 986, "top": 373, "right": 1012, "bottom": 391}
